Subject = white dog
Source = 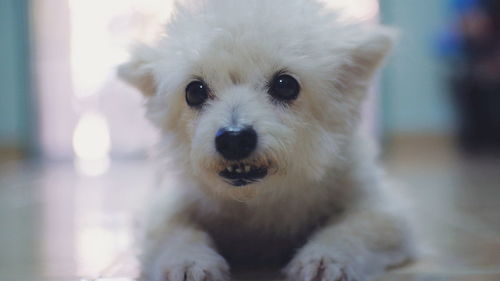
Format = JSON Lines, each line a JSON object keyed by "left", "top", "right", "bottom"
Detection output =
{"left": 119, "top": 0, "right": 414, "bottom": 280}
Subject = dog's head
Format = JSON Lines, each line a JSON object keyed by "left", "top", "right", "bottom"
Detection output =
{"left": 119, "top": 0, "right": 393, "bottom": 195}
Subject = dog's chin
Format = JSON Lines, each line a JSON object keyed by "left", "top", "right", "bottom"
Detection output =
{"left": 218, "top": 162, "right": 269, "bottom": 187}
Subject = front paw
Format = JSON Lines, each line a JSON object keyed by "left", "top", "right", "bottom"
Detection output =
{"left": 145, "top": 251, "right": 229, "bottom": 281}
{"left": 284, "top": 255, "right": 360, "bottom": 281}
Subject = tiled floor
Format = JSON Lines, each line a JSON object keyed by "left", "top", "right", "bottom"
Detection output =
{"left": 0, "top": 141, "right": 499, "bottom": 281}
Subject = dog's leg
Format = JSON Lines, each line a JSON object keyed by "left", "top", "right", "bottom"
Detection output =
{"left": 284, "top": 209, "right": 414, "bottom": 281}
{"left": 140, "top": 219, "right": 230, "bottom": 281}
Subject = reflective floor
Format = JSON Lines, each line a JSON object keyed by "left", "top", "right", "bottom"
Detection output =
{"left": 0, "top": 139, "right": 499, "bottom": 281}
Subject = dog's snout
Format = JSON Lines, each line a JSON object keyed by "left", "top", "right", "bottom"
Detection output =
{"left": 215, "top": 126, "right": 257, "bottom": 160}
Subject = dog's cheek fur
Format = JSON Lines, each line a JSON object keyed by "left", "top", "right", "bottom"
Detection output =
{"left": 290, "top": 29, "right": 395, "bottom": 182}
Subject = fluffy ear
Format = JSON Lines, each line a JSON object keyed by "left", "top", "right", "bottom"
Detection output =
{"left": 345, "top": 27, "right": 396, "bottom": 82}
{"left": 117, "top": 44, "right": 159, "bottom": 97}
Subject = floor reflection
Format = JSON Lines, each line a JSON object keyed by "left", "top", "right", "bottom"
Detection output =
{"left": 0, "top": 160, "right": 152, "bottom": 281}
{"left": 0, "top": 139, "right": 499, "bottom": 281}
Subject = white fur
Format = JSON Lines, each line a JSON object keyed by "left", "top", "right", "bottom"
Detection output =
{"left": 118, "top": 0, "right": 414, "bottom": 280}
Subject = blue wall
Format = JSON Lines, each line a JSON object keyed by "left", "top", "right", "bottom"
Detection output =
{"left": 0, "top": 0, "right": 33, "bottom": 150}
{"left": 380, "top": 0, "right": 456, "bottom": 135}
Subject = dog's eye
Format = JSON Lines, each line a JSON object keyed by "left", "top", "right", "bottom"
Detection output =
{"left": 268, "top": 74, "right": 300, "bottom": 102}
{"left": 186, "top": 80, "right": 209, "bottom": 107}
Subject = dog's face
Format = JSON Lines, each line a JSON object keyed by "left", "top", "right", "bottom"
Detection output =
{"left": 119, "top": 0, "right": 393, "bottom": 195}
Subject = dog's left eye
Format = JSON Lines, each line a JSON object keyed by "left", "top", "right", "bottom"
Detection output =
{"left": 268, "top": 74, "right": 300, "bottom": 102}
{"left": 186, "top": 80, "right": 209, "bottom": 107}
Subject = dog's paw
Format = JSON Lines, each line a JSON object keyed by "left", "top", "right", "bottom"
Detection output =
{"left": 146, "top": 251, "right": 230, "bottom": 281}
{"left": 284, "top": 255, "right": 361, "bottom": 281}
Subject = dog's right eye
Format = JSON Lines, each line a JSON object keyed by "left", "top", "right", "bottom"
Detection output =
{"left": 185, "top": 81, "right": 209, "bottom": 107}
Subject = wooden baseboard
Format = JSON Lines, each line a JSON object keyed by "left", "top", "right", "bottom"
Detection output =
{"left": 0, "top": 147, "right": 24, "bottom": 162}
{"left": 389, "top": 134, "right": 455, "bottom": 149}
{"left": 385, "top": 134, "right": 458, "bottom": 162}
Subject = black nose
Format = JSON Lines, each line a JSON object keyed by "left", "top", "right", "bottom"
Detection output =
{"left": 215, "top": 126, "right": 257, "bottom": 161}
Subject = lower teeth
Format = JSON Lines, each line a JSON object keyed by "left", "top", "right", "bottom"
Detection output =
{"left": 225, "top": 165, "right": 256, "bottom": 173}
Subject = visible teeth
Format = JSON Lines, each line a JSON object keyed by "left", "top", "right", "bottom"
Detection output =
{"left": 227, "top": 166, "right": 233, "bottom": 172}
{"left": 245, "top": 165, "right": 251, "bottom": 172}
{"left": 236, "top": 168, "right": 242, "bottom": 173}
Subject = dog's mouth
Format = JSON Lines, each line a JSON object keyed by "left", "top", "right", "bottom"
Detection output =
{"left": 218, "top": 163, "right": 268, "bottom": 187}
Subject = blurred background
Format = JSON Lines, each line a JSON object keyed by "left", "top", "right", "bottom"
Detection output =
{"left": 0, "top": 0, "right": 499, "bottom": 281}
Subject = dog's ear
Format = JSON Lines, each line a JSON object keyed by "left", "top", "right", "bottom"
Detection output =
{"left": 118, "top": 44, "right": 159, "bottom": 97}
{"left": 344, "top": 27, "right": 396, "bottom": 82}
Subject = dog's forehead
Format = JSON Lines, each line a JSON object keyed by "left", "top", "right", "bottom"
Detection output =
{"left": 160, "top": 0, "right": 336, "bottom": 84}
{"left": 192, "top": 35, "right": 281, "bottom": 85}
